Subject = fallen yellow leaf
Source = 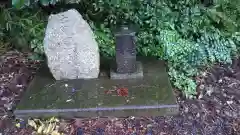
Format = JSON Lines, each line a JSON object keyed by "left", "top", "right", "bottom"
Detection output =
{"left": 28, "top": 119, "right": 37, "bottom": 129}
{"left": 37, "top": 124, "right": 45, "bottom": 134}
{"left": 51, "top": 130, "right": 61, "bottom": 135}
{"left": 49, "top": 117, "right": 56, "bottom": 122}
{"left": 43, "top": 124, "right": 49, "bottom": 134}
{"left": 55, "top": 118, "right": 60, "bottom": 123}
{"left": 15, "top": 123, "right": 20, "bottom": 128}
{"left": 32, "top": 131, "right": 38, "bottom": 135}
{"left": 46, "top": 123, "right": 55, "bottom": 134}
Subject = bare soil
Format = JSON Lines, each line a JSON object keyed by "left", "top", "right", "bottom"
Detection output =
{"left": 0, "top": 51, "right": 240, "bottom": 135}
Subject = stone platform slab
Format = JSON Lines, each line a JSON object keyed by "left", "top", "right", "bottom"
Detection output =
{"left": 14, "top": 57, "right": 179, "bottom": 118}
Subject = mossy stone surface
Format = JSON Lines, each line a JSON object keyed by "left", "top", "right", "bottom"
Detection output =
{"left": 14, "top": 57, "right": 179, "bottom": 118}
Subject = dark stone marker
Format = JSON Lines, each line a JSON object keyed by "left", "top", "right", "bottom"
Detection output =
{"left": 14, "top": 57, "right": 179, "bottom": 119}
{"left": 115, "top": 25, "right": 137, "bottom": 73}
{"left": 111, "top": 25, "right": 143, "bottom": 79}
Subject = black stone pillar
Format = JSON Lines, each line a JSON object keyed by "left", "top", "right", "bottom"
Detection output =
{"left": 110, "top": 25, "right": 143, "bottom": 80}
{"left": 114, "top": 25, "right": 137, "bottom": 74}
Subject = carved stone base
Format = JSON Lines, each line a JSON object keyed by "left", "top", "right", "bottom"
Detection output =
{"left": 110, "top": 61, "right": 143, "bottom": 80}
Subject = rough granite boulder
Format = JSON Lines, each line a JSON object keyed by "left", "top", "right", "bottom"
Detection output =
{"left": 43, "top": 9, "right": 100, "bottom": 80}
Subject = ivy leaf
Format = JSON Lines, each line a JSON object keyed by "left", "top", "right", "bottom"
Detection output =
{"left": 12, "top": 0, "right": 25, "bottom": 9}
{"left": 40, "top": 0, "right": 50, "bottom": 6}
{"left": 50, "top": 0, "right": 57, "bottom": 5}
{"left": 24, "top": 0, "right": 30, "bottom": 6}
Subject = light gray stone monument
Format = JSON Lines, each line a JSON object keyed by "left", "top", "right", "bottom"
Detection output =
{"left": 43, "top": 9, "right": 100, "bottom": 80}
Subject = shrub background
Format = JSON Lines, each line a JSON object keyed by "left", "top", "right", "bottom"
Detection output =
{"left": 1, "top": 0, "right": 240, "bottom": 98}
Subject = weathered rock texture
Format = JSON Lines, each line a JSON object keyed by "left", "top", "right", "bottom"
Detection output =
{"left": 43, "top": 9, "right": 100, "bottom": 80}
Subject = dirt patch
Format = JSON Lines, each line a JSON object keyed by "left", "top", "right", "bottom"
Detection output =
{"left": 0, "top": 51, "right": 240, "bottom": 135}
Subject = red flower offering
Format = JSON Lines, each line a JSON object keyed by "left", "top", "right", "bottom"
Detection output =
{"left": 116, "top": 87, "right": 129, "bottom": 97}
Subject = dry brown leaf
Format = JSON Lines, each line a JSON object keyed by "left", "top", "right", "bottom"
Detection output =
{"left": 73, "top": 119, "right": 83, "bottom": 127}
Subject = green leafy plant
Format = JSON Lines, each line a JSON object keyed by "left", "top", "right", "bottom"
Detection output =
{"left": 0, "top": 8, "right": 47, "bottom": 59}
{"left": 12, "top": 0, "right": 81, "bottom": 9}
{"left": 2, "top": 0, "right": 240, "bottom": 98}
{"left": 90, "top": 22, "right": 115, "bottom": 57}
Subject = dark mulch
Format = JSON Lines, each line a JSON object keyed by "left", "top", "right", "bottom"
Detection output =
{"left": 0, "top": 51, "right": 240, "bottom": 135}
{"left": 0, "top": 51, "right": 40, "bottom": 115}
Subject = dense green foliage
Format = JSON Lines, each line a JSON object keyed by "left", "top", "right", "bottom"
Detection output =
{"left": 0, "top": 8, "right": 47, "bottom": 59}
{"left": 1, "top": 0, "right": 240, "bottom": 98}
{"left": 12, "top": 0, "right": 80, "bottom": 8}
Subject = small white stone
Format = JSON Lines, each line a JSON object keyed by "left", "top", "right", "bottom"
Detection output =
{"left": 147, "top": 124, "right": 152, "bottom": 128}
{"left": 218, "top": 79, "right": 223, "bottom": 83}
{"left": 199, "top": 84, "right": 204, "bottom": 90}
{"left": 4, "top": 102, "right": 13, "bottom": 110}
{"left": 227, "top": 100, "right": 233, "bottom": 105}
{"left": 1, "top": 97, "right": 8, "bottom": 101}
{"left": 198, "top": 93, "right": 203, "bottom": 99}
{"left": 66, "top": 99, "right": 73, "bottom": 102}
{"left": 206, "top": 89, "right": 213, "bottom": 96}
{"left": 202, "top": 72, "right": 207, "bottom": 77}
{"left": 184, "top": 107, "right": 189, "bottom": 113}
{"left": 130, "top": 116, "right": 135, "bottom": 120}
{"left": 16, "top": 85, "right": 23, "bottom": 88}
